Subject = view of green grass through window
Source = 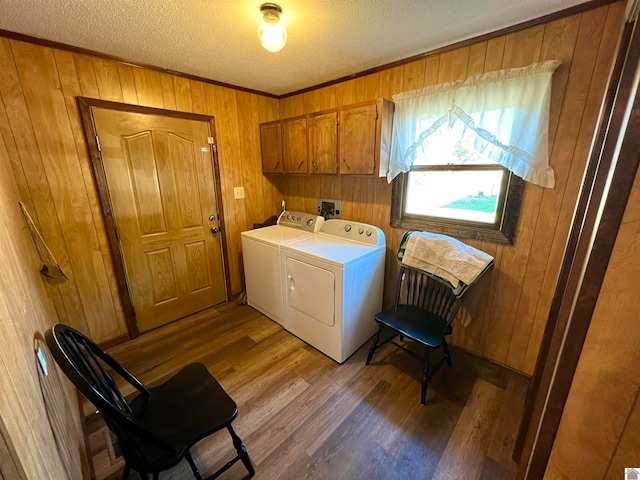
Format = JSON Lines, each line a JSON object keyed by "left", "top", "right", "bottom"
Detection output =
{"left": 406, "top": 136, "right": 505, "bottom": 224}
{"left": 406, "top": 169, "right": 504, "bottom": 223}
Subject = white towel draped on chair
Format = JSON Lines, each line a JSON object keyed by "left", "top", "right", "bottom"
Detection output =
{"left": 401, "top": 232, "right": 494, "bottom": 288}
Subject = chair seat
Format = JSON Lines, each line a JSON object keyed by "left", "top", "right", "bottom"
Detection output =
{"left": 375, "top": 305, "right": 450, "bottom": 348}
{"left": 129, "top": 362, "right": 237, "bottom": 466}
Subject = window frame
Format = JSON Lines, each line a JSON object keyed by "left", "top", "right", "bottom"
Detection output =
{"left": 390, "top": 163, "right": 525, "bottom": 245}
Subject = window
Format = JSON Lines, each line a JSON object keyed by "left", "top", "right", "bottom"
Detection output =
{"left": 391, "top": 111, "right": 524, "bottom": 244}
{"left": 391, "top": 131, "right": 524, "bottom": 244}
{"left": 406, "top": 167, "right": 505, "bottom": 224}
{"left": 387, "top": 61, "right": 560, "bottom": 244}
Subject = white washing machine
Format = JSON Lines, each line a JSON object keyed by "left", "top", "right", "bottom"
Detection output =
{"left": 279, "top": 219, "right": 386, "bottom": 363}
{"left": 241, "top": 211, "right": 324, "bottom": 326}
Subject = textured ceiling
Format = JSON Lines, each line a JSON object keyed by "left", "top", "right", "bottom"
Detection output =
{"left": 0, "top": 0, "right": 591, "bottom": 95}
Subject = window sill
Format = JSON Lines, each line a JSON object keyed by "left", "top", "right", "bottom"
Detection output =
{"left": 390, "top": 217, "right": 515, "bottom": 244}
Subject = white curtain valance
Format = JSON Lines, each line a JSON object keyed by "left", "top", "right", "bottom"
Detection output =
{"left": 385, "top": 60, "right": 561, "bottom": 188}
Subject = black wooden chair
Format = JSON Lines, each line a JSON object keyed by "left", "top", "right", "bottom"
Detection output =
{"left": 366, "top": 264, "right": 489, "bottom": 405}
{"left": 45, "top": 324, "right": 255, "bottom": 480}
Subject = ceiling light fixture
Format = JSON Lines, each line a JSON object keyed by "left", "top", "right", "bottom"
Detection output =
{"left": 258, "top": 3, "right": 287, "bottom": 53}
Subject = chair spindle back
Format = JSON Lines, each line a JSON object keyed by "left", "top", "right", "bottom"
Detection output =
{"left": 396, "top": 266, "right": 463, "bottom": 325}
{"left": 45, "top": 325, "right": 148, "bottom": 418}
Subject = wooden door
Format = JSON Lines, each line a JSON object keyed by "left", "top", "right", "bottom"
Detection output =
{"left": 92, "top": 108, "right": 226, "bottom": 332}
{"left": 309, "top": 110, "right": 338, "bottom": 174}
{"left": 339, "top": 101, "right": 377, "bottom": 174}
{"left": 260, "top": 121, "right": 284, "bottom": 173}
{"left": 282, "top": 116, "right": 308, "bottom": 173}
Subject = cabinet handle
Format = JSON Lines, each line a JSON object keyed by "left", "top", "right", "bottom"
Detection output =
{"left": 274, "top": 161, "right": 280, "bottom": 170}
{"left": 342, "top": 159, "right": 351, "bottom": 171}
{"left": 312, "top": 161, "right": 317, "bottom": 170}
{"left": 298, "top": 160, "right": 304, "bottom": 170}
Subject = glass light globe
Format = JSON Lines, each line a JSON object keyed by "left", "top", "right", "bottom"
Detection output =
{"left": 258, "top": 7, "right": 287, "bottom": 52}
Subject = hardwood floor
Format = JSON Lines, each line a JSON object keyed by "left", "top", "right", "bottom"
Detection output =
{"left": 85, "top": 303, "right": 528, "bottom": 480}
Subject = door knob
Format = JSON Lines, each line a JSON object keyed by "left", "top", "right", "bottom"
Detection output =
{"left": 211, "top": 227, "right": 219, "bottom": 234}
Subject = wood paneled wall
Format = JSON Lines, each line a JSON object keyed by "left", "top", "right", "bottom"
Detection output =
{"left": 274, "top": 3, "right": 625, "bottom": 374}
{"left": 0, "top": 38, "right": 281, "bottom": 343}
{"left": 0, "top": 4, "right": 624, "bottom": 360}
{"left": 0, "top": 118, "right": 85, "bottom": 477}
{"left": 544, "top": 141, "right": 640, "bottom": 479}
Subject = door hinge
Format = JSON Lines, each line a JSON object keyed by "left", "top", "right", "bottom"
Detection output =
{"left": 336, "top": 116, "right": 340, "bottom": 126}
{"left": 212, "top": 144, "right": 218, "bottom": 164}
{"left": 375, "top": 105, "right": 379, "bottom": 120}
{"left": 95, "top": 135, "right": 101, "bottom": 152}
{"left": 114, "top": 227, "right": 120, "bottom": 240}
{"left": 207, "top": 136, "right": 215, "bottom": 145}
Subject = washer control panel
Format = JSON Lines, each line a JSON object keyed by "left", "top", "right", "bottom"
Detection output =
{"left": 277, "top": 210, "right": 325, "bottom": 233}
{"left": 319, "top": 219, "right": 385, "bottom": 247}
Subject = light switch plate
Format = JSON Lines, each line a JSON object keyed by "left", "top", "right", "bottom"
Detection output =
{"left": 233, "top": 187, "right": 245, "bottom": 199}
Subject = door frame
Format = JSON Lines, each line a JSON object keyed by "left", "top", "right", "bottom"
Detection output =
{"left": 514, "top": 9, "right": 640, "bottom": 479}
{"left": 77, "top": 97, "right": 231, "bottom": 340}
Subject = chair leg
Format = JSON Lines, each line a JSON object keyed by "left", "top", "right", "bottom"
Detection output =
{"left": 228, "top": 425, "right": 255, "bottom": 477}
{"left": 421, "top": 347, "right": 431, "bottom": 405}
{"left": 185, "top": 451, "right": 203, "bottom": 480}
{"left": 442, "top": 339, "right": 452, "bottom": 367}
{"left": 366, "top": 323, "right": 384, "bottom": 365}
{"left": 122, "top": 464, "right": 131, "bottom": 480}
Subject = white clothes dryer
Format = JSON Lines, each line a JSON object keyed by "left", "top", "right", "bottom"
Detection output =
{"left": 241, "top": 211, "right": 324, "bottom": 326}
{"left": 279, "top": 219, "right": 386, "bottom": 363}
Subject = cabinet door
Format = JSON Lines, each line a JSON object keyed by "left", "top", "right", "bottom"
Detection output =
{"left": 309, "top": 110, "right": 338, "bottom": 174}
{"left": 282, "top": 116, "right": 308, "bottom": 174}
{"left": 260, "top": 121, "right": 283, "bottom": 174}
{"left": 339, "top": 101, "right": 377, "bottom": 175}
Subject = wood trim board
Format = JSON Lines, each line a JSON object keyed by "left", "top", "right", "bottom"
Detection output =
{"left": 280, "top": 0, "right": 623, "bottom": 97}
{"left": 512, "top": 13, "right": 634, "bottom": 463}
{"left": 0, "top": 0, "right": 622, "bottom": 100}
{"left": 0, "top": 29, "right": 279, "bottom": 99}
{"left": 515, "top": 15, "right": 640, "bottom": 480}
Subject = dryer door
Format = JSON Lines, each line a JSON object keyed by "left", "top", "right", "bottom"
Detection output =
{"left": 285, "top": 257, "right": 335, "bottom": 326}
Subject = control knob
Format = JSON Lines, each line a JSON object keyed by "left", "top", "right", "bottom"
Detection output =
{"left": 366, "top": 230, "right": 372, "bottom": 236}
{"left": 306, "top": 219, "right": 314, "bottom": 226}
{"left": 344, "top": 224, "right": 352, "bottom": 232}
{"left": 358, "top": 228, "right": 364, "bottom": 234}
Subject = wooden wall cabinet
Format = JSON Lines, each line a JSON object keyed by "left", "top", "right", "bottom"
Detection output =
{"left": 309, "top": 110, "right": 338, "bottom": 174}
{"left": 259, "top": 99, "right": 393, "bottom": 176}
{"left": 282, "top": 115, "right": 309, "bottom": 173}
{"left": 338, "top": 98, "right": 394, "bottom": 175}
{"left": 259, "top": 120, "right": 284, "bottom": 173}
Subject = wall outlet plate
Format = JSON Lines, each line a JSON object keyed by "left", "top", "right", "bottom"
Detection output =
{"left": 317, "top": 198, "right": 342, "bottom": 219}
{"left": 233, "top": 187, "right": 245, "bottom": 199}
